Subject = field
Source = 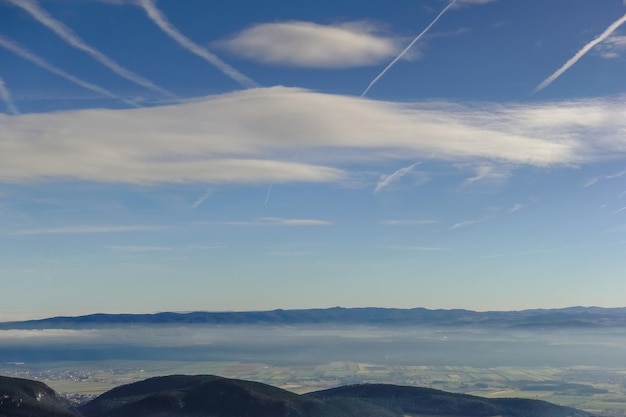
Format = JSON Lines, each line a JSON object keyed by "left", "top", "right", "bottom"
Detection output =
{"left": 2, "top": 324, "right": 626, "bottom": 415}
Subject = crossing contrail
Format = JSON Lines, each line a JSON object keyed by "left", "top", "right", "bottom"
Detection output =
{"left": 6, "top": 0, "right": 175, "bottom": 98}
{"left": 362, "top": 0, "right": 457, "bottom": 97}
{"left": 534, "top": 12, "right": 626, "bottom": 93}
{"left": 0, "top": 35, "right": 140, "bottom": 108}
{"left": 0, "top": 73, "right": 19, "bottom": 115}
{"left": 138, "top": 0, "right": 258, "bottom": 89}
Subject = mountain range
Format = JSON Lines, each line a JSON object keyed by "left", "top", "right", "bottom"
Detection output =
{"left": 2, "top": 306, "right": 626, "bottom": 329}
{"left": 0, "top": 374, "right": 593, "bottom": 417}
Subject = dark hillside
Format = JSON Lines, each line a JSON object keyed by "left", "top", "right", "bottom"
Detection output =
{"left": 0, "top": 375, "right": 79, "bottom": 417}
{"left": 306, "top": 383, "right": 592, "bottom": 417}
{"left": 79, "top": 374, "right": 395, "bottom": 417}
{"left": 1, "top": 374, "right": 594, "bottom": 417}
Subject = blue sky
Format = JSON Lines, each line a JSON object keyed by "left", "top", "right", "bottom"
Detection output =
{"left": 1, "top": 0, "right": 626, "bottom": 319}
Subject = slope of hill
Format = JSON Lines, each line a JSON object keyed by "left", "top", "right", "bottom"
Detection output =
{"left": 0, "top": 375, "right": 80, "bottom": 417}
{"left": 306, "top": 383, "right": 591, "bottom": 417}
{"left": 2, "top": 306, "right": 626, "bottom": 329}
{"left": 0, "top": 374, "right": 594, "bottom": 417}
{"left": 78, "top": 374, "right": 395, "bottom": 417}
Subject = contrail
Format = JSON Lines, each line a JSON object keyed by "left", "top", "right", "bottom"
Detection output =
{"left": 362, "top": 0, "right": 457, "bottom": 97}
{"left": 374, "top": 162, "right": 421, "bottom": 193}
{"left": 0, "top": 35, "right": 140, "bottom": 108}
{"left": 264, "top": 183, "right": 273, "bottom": 206}
{"left": 191, "top": 188, "right": 214, "bottom": 209}
{"left": 138, "top": 0, "right": 258, "bottom": 89}
{"left": 534, "top": 12, "right": 626, "bottom": 93}
{"left": 6, "top": 0, "right": 175, "bottom": 98}
{"left": 0, "top": 73, "right": 19, "bottom": 114}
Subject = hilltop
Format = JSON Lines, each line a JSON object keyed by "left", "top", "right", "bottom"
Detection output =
{"left": 0, "top": 375, "right": 80, "bottom": 417}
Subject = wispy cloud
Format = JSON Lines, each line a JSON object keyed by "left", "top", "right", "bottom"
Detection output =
{"left": 138, "top": 0, "right": 257, "bottom": 88}
{"left": 1, "top": 87, "right": 626, "bottom": 186}
{"left": 453, "top": 0, "right": 497, "bottom": 6}
{"left": 0, "top": 72, "right": 19, "bottom": 115}
{"left": 483, "top": 247, "right": 568, "bottom": 259}
{"left": 213, "top": 217, "right": 331, "bottom": 226}
{"left": 383, "top": 245, "right": 448, "bottom": 251}
{"left": 191, "top": 188, "right": 215, "bottom": 209}
{"left": 606, "top": 168, "right": 626, "bottom": 179}
{"left": 374, "top": 162, "right": 421, "bottom": 193}
{"left": 362, "top": 0, "right": 457, "bottom": 96}
{"left": 7, "top": 0, "right": 175, "bottom": 97}
{"left": 595, "top": 35, "right": 626, "bottom": 59}
{"left": 107, "top": 245, "right": 172, "bottom": 252}
{"left": 219, "top": 21, "right": 398, "bottom": 68}
{"left": 0, "top": 35, "right": 140, "bottom": 107}
{"left": 584, "top": 167, "right": 626, "bottom": 187}
{"left": 8, "top": 225, "right": 169, "bottom": 236}
{"left": 264, "top": 183, "right": 273, "bottom": 207}
{"left": 462, "top": 164, "right": 510, "bottom": 185}
{"left": 187, "top": 244, "right": 224, "bottom": 250}
{"left": 611, "top": 206, "right": 626, "bottom": 215}
{"left": 381, "top": 219, "right": 438, "bottom": 225}
{"left": 0, "top": 329, "right": 97, "bottom": 341}
{"left": 534, "top": 12, "right": 626, "bottom": 93}
{"left": 450, "top": 217, "right": 490, "bottom": 230}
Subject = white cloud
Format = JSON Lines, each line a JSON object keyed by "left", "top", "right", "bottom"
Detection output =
{"left": 138, "top": 0, "right": 257, "bottom": 88}
{"left": 534, "top": 13, "right": 626, "bottom": 93}
{"left": 453, "top": 0, "right": 497, "bottom": 6}
{"left": 8, "top": 225, "right": 168, "bottom": 236}
{"left": 383, "top": 245, "right": 448, "bottom": 251}
{"left": 450, "top": 217, "right": 491, "bottom": 230}
{"left": 462, "top": 164, "right": 510, "bottom": 185}
{"left": 0, "top": 329, "right": 96, "bottom": 341}
{"left": 0, "top": 35, "right": 139, "bottom": 107}
{"left": 7, "top": 0, "right": 174, "bottom": 98}
{"left": 191, "top": 188, "right": 215, "bottom": 209}
{"left": 0, "top": 73, "right": 19, "bottom": 115}
{"left": 381, "top": 220, "right": 438, "bottom": 225}
{"left": 1, "top": 87, "right": 626, "bottom": 187}
{"left": 584, "top": 167, "right": 626, "bottom": 187}
{"left": 214, "top": 217, "right": 331, "bottom": 226}
{"left": 363, "top": 0, "right": 456, "bottom": 96}
{"left": 596, "top": 36, "right": 626, "bottom": 59}
{"left": 218, "top": 21, "right": 399, "bottom": 68}
{"left": 374, "top": 162, "right": 421, "bottom": 193}
{"left": 107, "top": 246, "right": 172, "bottom": 252}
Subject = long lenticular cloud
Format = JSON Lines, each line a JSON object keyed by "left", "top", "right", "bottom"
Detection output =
{"left": 0, "top": 35, "right": 140, "bottom": 108}
{"left": 6, "top": 0, "right": 175, "bottom": 98}
{"left": 138, "top": 0, "right": 258, "bottom": 89}
{"left": 362, "top": 0, "right": 457, "bottom": 97}
{"left": 0, "top": 73, "right": 19, "bottom": 115}
{"left": 534, "top": 12, "right": 626, "bottom": 93}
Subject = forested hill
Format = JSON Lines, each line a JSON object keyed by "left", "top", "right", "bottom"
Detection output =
{"left": 2, "top": 306, "right": 626, "bottom": 329}
{"left": 0, "top": 374, "right": 593, "bottom": 417}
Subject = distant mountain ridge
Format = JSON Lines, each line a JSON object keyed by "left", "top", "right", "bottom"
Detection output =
{"left": 0, "top": 374, "right": 592, "bottom": 417}
{"left": 2, "top": 306, "right": 626, "bottom": 329}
